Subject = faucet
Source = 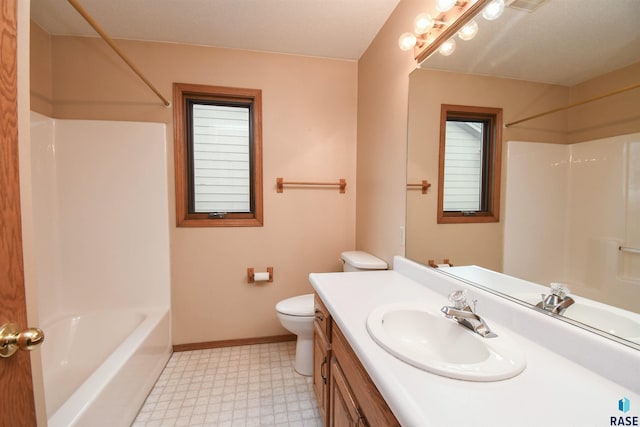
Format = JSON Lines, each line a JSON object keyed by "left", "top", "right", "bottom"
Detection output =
{"left": 536, "top": 283, "right": 575, "bottom": 315}
{"left": 441, "top": 290, "right": 497, "bottom": 338}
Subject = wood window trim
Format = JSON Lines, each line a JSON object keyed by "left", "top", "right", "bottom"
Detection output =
{"left": 173, "top": 83, "right": 263, "bottom": 227}
{"left": 437, "top": 104, "right": 502, "bottom": 224}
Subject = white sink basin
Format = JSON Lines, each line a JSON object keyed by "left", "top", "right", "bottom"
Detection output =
{"left": 366, "top": 303, "right": 526, "bottom": 381}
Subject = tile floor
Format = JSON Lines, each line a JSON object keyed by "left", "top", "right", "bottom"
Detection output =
{"left": 132, "top": 341, "right": 323, "bottom": 427}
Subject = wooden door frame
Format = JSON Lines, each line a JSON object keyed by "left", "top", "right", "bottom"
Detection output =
{"left": 0, "top": 0, "right": 38, "bottom": 425}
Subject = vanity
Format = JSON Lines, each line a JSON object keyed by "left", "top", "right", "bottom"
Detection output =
{"left": 310, "top": 257, "right": 640, "bottom": 426}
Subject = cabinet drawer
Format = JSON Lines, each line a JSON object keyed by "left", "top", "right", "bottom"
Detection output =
{"left": 314, "top": 293, "right": 331, "bottom": 338}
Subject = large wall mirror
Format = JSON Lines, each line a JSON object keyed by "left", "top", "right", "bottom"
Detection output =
{"left": 406, "top": 0, "right": 640, "bottom": 349}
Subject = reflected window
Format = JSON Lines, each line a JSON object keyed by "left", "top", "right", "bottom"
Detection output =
{"left": 438, "top": 105, "right": 502, "bottom": 223}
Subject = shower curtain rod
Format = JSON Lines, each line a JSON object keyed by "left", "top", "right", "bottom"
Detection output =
{"left": 67, "top": 0, "right": 171, "bottom": 107}
{"left": 505, "top": 82, "right": 640, "bottom": 128}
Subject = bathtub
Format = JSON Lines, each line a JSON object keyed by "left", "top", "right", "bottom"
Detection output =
{"left": 42, "top": 308, "right": 171, "bottom": 427}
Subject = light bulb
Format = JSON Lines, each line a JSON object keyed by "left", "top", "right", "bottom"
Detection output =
{"left": 482, "top": 0, "right": 505, "bottom": 20}
{"left": 398, "top": 32, "right": 417, "bottom": 51}
{"left": 458, "top": 20, "right": 478, "bottom": 41}
{"left": 414, "top": 13, "right": 435, "bottom": 34}
{"left": 439, "top": 38, "right": 456, "bottom": 56}
{"left": 436, "top": 0, "right": 457, "bottom": 12}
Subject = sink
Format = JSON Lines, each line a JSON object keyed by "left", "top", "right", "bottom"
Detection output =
{"left": 366, "top": 303, "right": 526, "bottom": 381}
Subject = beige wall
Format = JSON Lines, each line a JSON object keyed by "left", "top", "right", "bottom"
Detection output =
{"left": 29, "top": 21, "right": 52, "bottom": 117}
{"left": 355, "top": 0, "right": 426, "bottom": 266}
{"left": 568, "top": 61, "right": 640, "bottom": 143}
{"left": 30, "top": 25, "right": 357, "bottom": 345}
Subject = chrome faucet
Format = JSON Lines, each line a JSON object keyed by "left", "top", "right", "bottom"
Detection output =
{"left": 441, "top": 290, "right": 497, "bottom": 338}
{"left": 536, "top": 283, "right": 575, "bottom": 315}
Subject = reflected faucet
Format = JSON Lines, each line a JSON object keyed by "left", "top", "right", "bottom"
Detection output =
{"left": 441, "top": 290, "right": 497, "bottom": 338}
{"left": 536, "top": 283, "right": 575, "bottom": 315}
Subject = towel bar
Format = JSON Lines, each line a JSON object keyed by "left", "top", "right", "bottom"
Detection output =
{"left": 407, "top": 180, "right": 431, "bottom": 194}
{"left": 276, "top": 177, "right": 346, "bottom": 193}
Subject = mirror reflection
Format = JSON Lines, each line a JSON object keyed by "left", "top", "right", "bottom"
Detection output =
{"left": 406, "top": 0, "right": 640, "bottom": 348}
{"left": 438, "top": 104, "right": 502, "bottom": 224}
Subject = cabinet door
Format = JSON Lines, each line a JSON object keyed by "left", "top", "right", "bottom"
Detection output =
{"left": 313, "top": 321, "right": 331, "bottom": 421}
{"left": 329, "top": 359, "right": 367, "bottom": 427}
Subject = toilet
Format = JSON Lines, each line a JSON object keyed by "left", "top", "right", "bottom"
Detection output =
{"left": 275, "top": 251, "right": 387, "bottom": 376}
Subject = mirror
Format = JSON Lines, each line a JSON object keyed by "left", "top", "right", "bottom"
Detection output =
{"left": 406, "top": 0, "right": 640, "bottom": 349}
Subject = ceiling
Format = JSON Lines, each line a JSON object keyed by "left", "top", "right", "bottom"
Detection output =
{"left": 420, "top": 0, "right": 640, "bottom": 86}
{"left": 30, "top": 0, "right": 401, "bottom": 60}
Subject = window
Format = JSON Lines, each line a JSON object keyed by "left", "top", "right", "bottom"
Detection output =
{"left": 174, "top": 83, "right": 263, "bottom": 227}
{"left": 437, "top": 105, "right": 502, "bottom": 224}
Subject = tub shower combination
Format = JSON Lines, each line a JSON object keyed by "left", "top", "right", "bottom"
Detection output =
{"left": 30, "top": 113, "right": 171, "bottom": 426}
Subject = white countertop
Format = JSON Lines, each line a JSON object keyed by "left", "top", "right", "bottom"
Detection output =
{"left": 310, "top": 257, "right": 640, "bottom": 427}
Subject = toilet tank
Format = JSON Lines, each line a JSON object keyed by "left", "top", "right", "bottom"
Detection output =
{"left": 340, "top": 251, "right": 388, "bottom": 272}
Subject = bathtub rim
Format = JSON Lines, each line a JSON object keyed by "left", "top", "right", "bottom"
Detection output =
{"left": 46, "top": 306, "right": 171, "bottom": 427}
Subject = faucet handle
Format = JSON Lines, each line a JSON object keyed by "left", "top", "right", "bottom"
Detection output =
{"left": 448, "top": 289, "right": 468, "bottom": 309}
{"left": 550, "top": 283, "right": 570, "bottom": 299}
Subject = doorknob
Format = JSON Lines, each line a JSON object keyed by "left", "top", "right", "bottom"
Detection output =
{"left": 0, "top": 323, "right": 45, "bottom": 358}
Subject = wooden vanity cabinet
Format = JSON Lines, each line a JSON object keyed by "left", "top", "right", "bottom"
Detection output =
{"left": 313, "top": 293, "right": 400, "bottom": 427}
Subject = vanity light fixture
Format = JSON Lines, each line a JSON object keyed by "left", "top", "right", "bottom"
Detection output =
{"left": 399, "top": 12, "right": 448, "bottom": 51}
{"left": 398, "top": 0, "right": 493, "bottom": 61}
{"left": 399, "top": 32, "right": 419, "bottom": 51}
{"left": 458, "top": 20, "right": 479, "bottom": 40}
{"left": 482, "top": 0, "right": 505, "bottom": 20}
{"left": 414, "top": 13, "right": 446, "bottom": 34}
{"left": 439, "top": 38, "right": 457, "bottom": 56}
{"left": 436, "top": 0, "right": 460, "bottom": 12}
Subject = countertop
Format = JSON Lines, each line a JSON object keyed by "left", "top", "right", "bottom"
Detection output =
{"left": 310, "top": 257, "right": 640, "bottom": 427}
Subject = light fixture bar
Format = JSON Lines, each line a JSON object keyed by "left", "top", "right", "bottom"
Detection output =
{"left": 415, "top": 0, "right": 493, "bottom": 63}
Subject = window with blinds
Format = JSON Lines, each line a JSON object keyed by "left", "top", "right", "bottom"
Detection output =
{"left": 174, "top": 83, "right": 263, "bottom": 227}
{"left": 443, "top": 121, "right": 483, "bottom": 211}
{"left": 191, "top": 104, "right": 251, "bottom": 213}
{"left": 437, "top": 105, "right": 502, "bottom": 224}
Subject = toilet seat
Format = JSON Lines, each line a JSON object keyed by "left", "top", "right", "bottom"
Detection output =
{"left": 275, "top": 294, "right": 314, "bottom": 317}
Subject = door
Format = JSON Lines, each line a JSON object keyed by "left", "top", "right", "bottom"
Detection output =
{"left": 0, "top": 1, "right": 39, "bottom": 425}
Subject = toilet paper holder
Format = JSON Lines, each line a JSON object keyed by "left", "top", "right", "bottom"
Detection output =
{"left": 247, "top": 267, "right": 274, "bottom": 283}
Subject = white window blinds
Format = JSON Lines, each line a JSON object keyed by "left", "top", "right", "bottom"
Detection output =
{"left": 443, "top": 121, "right": 483, "bottom": 211}
{"left": 192, "top": 104, "right": 250, "bottom": 213}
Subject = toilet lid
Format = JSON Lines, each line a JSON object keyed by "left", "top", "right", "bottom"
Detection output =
{"left": 276, "top": 294, "right": 314, "bottom": 316}
{"left": 340, "top": 251, "right": 387, "bottom": 270}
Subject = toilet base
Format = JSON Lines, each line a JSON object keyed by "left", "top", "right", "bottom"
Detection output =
{"left": 294, "top": 336, "right": 313, "bottom": 376}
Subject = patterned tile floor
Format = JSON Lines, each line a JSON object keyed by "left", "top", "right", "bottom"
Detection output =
{"left": 132, "top": 341, "right": 323, "bottom": 427}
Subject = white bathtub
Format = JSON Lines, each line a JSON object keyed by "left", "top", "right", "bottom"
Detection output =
{"left": 42, "top": 308, "right": 171, "bottom": 427}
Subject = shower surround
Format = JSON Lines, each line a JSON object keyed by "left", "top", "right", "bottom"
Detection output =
{"left": 503, "top": 133, "right": 640, "bottom": 312}
{"left": 29, "top": 112, "right": 171, "bottom": 426}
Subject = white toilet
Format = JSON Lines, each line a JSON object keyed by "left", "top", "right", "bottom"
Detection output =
{"left": 275, "top": 251, "right": 387, "bottom": 376}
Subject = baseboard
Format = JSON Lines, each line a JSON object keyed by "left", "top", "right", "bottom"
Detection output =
{"left": 173, "top": 334, "right": 296, "bottom": 352}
